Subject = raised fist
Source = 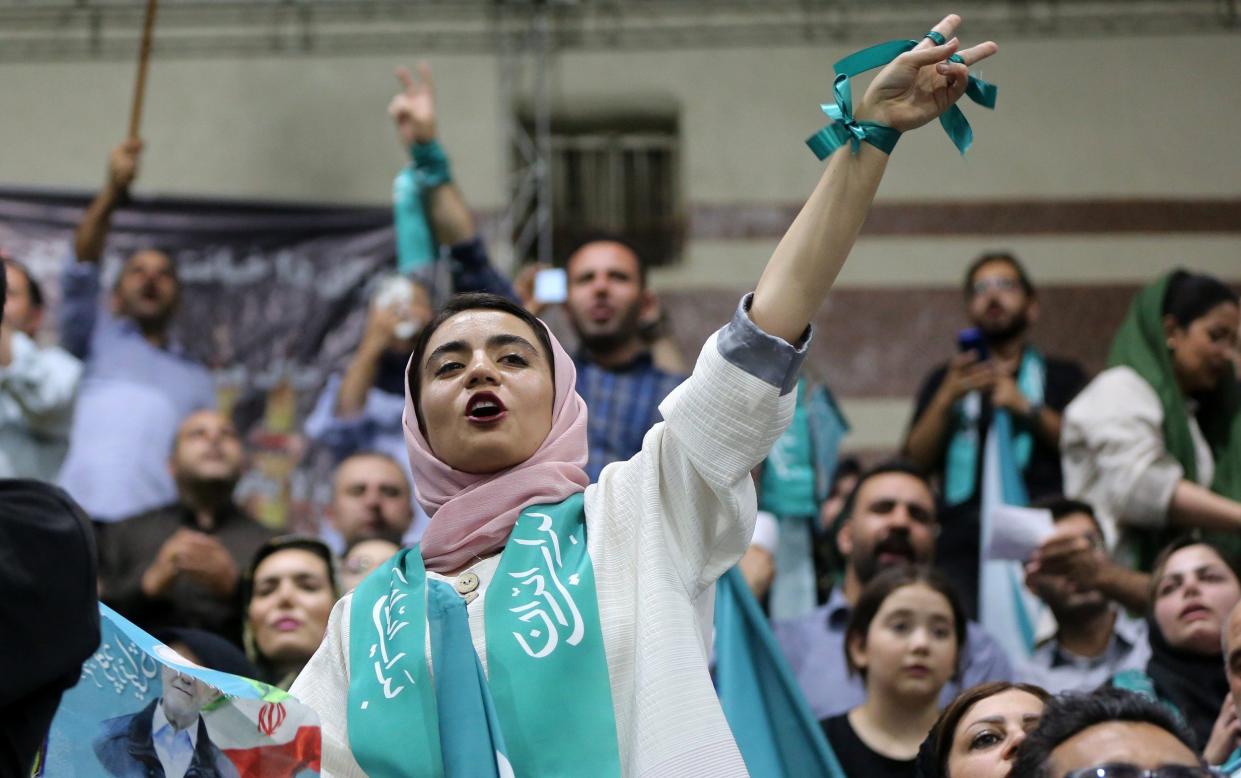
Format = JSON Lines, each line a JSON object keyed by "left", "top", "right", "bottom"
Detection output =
{"left": 108, "top": 138, "right": 143, "bottom": 191}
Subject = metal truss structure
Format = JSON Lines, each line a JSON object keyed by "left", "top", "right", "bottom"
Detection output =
{"left": 495, "top": 0, "right": 554, "bottom": 272}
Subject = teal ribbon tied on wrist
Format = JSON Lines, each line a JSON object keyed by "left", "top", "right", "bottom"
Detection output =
{"left": 806, "top": 73, "right": 902, "bottom": 158}
{"left": 806, "top": 29, "right": 998, "bottom": 159}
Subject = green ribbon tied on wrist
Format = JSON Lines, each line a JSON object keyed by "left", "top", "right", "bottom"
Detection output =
{"left": 806, "top": 29, "right": 998, "bottom": 159}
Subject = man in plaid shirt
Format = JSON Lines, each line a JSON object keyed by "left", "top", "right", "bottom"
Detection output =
{"left": 564, "top": 235, "right": 686, "bottom": 482}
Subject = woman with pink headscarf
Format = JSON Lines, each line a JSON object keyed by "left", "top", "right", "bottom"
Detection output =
{"left": 291, "top": 16, "right": 998, "bottom": 776}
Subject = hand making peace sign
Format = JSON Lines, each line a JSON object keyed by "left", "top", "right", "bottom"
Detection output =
{"left": 388, "top": 62, "right": 437, "bottom": 147}
{"left": 857, "top": 14, "right": 998, "bottom": 132}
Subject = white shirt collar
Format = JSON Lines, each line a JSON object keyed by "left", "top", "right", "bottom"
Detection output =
{"left": 151, "top": 699, "right": 200, "bottom": 778}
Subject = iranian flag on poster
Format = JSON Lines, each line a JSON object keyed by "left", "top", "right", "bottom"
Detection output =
{"left": 206, "top": 696, "right": 322, "bottom": 777}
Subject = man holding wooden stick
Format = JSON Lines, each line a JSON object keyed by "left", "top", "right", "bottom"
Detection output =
{"left": 57, "top": 139, "right": 215, "bottom": 524}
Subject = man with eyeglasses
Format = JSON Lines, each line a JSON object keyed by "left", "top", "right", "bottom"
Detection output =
{"left": 773, "top": 460, "right": 1012, "bottom": 719}
{"left": 903, "top": 251, "right": 1087, "bottom": 617}
{"left": 1012, "top": 686, "right": 1218, "bottom": 778}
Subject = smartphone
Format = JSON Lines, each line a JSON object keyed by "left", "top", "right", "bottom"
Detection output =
{"left": 533, "top": 268, "right": 568, "bottom": 305}
{"left": 956, "top": 327, "right": 989, "bottom": 361}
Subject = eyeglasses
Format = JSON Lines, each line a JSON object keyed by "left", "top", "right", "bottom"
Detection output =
{"left": 342, "top": 556, "right": 381, "bottom": 576}
{"left": 1063, "top": 765, "right": 1221, "bottom": 778}
{"left": 971, "top": 277, "right": 1022, "bottom": 296}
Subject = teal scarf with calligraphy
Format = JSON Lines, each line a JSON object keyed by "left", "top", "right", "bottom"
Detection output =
{"left": 944, "top": 347, "right": 1045, "bottom": 506}
{"left": 347, "top": 493, "right": 621, "bottom": 777}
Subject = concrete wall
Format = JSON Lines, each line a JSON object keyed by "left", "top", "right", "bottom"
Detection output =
{"left": 4, "top": 30, "right": 1239, "bottom": 453}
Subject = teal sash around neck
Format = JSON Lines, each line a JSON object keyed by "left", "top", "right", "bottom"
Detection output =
{"left": 347, "top": 493, "right": 621, "bottom": 777}
{"left": 945, "top": 347, "right": 1045, "bottom": 506}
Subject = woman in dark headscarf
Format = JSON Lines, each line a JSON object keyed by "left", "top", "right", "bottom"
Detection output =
{"left": 1112, "top": 536, "right": 1241, "bottom": 752}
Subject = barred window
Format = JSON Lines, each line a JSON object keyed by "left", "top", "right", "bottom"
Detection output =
{"left": 519, "top": 113, "right": 684, "bottom": 268}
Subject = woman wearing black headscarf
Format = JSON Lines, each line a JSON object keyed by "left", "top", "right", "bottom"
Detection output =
{"left": 1112, "top": 537, "right": 1241, "bottom": 752}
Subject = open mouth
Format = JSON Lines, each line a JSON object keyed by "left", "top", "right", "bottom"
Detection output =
{"left": 875, "top": 535, "right": 915, "bottom": 566}
{"left": 1180, "top": 603, "right": 1212, "bottom": 622}
{"left": 466, "top": 392, "right": 507, "bottom": 424}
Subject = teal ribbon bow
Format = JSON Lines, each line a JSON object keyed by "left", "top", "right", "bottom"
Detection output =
{"left": 806, "top": 30, "right": 998, "bottom": 159}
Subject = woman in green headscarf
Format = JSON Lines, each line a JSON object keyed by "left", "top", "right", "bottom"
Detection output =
{"left": 1061, "top": 270, "right": 1241, "bottom": 570}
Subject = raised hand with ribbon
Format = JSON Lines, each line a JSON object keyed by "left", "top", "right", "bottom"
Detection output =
{"left": 807, "top": 15, "right": 998, "bottom": 158}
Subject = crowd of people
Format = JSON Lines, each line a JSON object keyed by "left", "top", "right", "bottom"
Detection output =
{"left": 2, "top": 12, "right": 1241, "bottom": 778}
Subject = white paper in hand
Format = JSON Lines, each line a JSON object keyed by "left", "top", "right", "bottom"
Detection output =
{"left": 986, "top": 505, "right": 1056, "bottom": 562}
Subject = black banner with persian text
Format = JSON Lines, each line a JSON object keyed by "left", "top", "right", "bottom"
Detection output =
{"left": 0, "top": 186, "right": 402, "bottom": 531}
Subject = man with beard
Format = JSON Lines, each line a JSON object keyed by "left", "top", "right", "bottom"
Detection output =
{"left": 903, "top": 252, "right": 1087, "bottom": 617}
{"left": 564, "top": 236, "right": 686, "bottom": 480}
{"left": 773, "top": 461, "right": 1012, "bottom": 719}
{"left": 1018, "top": 498, "right": 1151, "bottom": 694}
{"left": 98, "top": 410, "right": 275, "bottom": 645}
{"left": 95, "top": 665, "right": 238, "bottom": 778}
{"left": 58, "top": 139, "right": 215, "bottom": 523}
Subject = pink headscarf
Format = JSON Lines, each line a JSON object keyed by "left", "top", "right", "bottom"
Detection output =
{"left": 403, "top": 320, "right": 589, "bottom": 573}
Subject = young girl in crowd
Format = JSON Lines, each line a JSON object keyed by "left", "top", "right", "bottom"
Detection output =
{"left": 243, "top": 536, "right": 339, "bottom": 689}
{"left": 1114, "top": 538, "right": 1241, "bottom": 750}
{"left": 822, "top": 567, "right": 965, "bottom": 777}
{"left": 915, "top": 681, "right": 1050, "bottom": 778}
{"left": 290, "top": 15, "right": 998, "bottom": 776}
{"left": 1063, "top": 270, "right": 1241, "bottom": 569}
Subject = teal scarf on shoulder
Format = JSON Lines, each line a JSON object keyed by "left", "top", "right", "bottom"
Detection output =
{"left": 944, "top": 347, "right": 1046, "bottom": 506}
{"left": 347, "top": 494, "right": 621, "bottom": 777}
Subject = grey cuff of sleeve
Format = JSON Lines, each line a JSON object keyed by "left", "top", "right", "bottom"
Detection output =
{"left": 716, "top": 292, "right": 812, "bottom": 396}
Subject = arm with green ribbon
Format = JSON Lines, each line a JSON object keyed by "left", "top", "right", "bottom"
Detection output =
{"left": 750, "top": 14, "right": 998, "bottom": 344}
{"left": 389, "top": 63, "right": 475, "bottom": 273}
{"left": 717, "top": 16, "right": 997, "bottom": 777}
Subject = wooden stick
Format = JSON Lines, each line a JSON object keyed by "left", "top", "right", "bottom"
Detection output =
{"left": 127, "top": 0, "right": 160, "bottom": 140}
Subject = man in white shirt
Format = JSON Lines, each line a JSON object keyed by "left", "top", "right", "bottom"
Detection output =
{"left": 94, "top": 664, "right": 238, "bottom": 778}
{"left": 0, "top": 254, "right": 82, "bottom": 480}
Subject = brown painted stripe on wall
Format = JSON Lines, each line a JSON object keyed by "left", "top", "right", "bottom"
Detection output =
{"left": 689, "top": 199, "right": 1241, "bottom": 240}
{"left": 657, "top": 284, "right": 1146, "bottom": 398}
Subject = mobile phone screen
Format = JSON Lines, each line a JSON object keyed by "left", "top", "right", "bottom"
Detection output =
{"left": 956, "top": 327, "right": 989, "bottom": 360}
{"left": 533, "top": 268, "right": 568, "bottom": 304}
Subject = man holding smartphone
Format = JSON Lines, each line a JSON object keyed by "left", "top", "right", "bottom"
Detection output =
{"left": 902, "top": 252, "right": 1086, "bottom": 616}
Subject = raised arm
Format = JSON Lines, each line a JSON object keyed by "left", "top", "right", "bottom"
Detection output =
{"left": 389, "top": 63, "right": 475, "bottom": 246}
{"left": 74, "top": 140, "right": 141, "bottom": 264}
{"left": 601, "top": 16, "right": 1000, "bottom": 598}
{"left": 750, "top": 15, "right": 997, "bottom": 343}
